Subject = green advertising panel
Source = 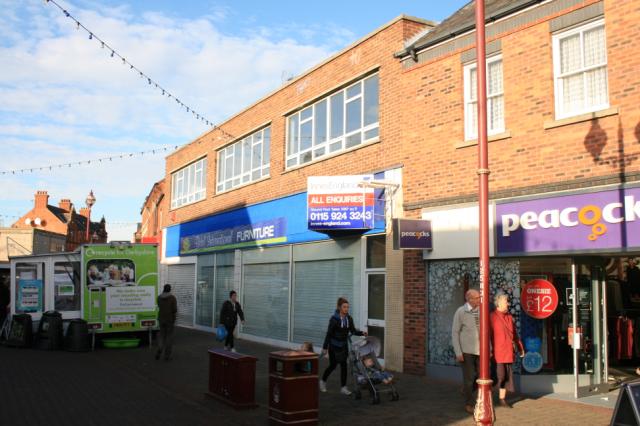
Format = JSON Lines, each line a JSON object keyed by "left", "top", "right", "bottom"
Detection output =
{"left": 82, "top": 244, "right": 158, "bottom": 333}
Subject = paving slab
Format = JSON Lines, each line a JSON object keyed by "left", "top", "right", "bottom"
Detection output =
{"left": 0, "top": 327, "right": 614, "bottom": 425}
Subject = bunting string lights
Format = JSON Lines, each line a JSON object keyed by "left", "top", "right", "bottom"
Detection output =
{"left": 0, "top": 145, "right": 178, "bottom": 175}
{"left": 43, "top": 0, "right": 235, "bottom": 140}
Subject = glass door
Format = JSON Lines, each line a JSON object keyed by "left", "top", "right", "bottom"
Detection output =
{"left": 366, "top": 272, "right": 385, "bottom": 358}
{"left": 572, "top": 258, "right": 609, "bottom": 397}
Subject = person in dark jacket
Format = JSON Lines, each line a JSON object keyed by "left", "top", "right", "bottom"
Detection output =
{"left": 156, "top": 284, "right": 177, "bottom": 361}
{"left": 320, "top": 297, "right": 366, "bottom": 395}
{"left": 219, "top": 290, "right": 245, "bottom": 352}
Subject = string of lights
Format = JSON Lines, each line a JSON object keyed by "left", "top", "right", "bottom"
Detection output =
{"left": 0, "top": 145, "right": 178, "bottom": 175}
{"left": 44, "top": 0, "right": 234, "bottom": 140}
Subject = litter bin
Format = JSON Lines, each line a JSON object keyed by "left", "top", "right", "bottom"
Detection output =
{"left": 36, "top": 311, "right": 63, "bottom": 350}
{"left": 207, "top": 348, "right": 258, "bottom": 409}
{"left": 64, "top": 319, "right": 90, "bottom": 352}
{"left": 268, "top": 350, "right": 318, "bottom": 425}
{"left": 5, "top": 314, "right": 33, "bottom": 348}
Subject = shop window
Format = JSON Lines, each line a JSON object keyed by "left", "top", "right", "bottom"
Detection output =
{"left": 367, "top": 274, "right": 385, "bottom": 320}
{"left": 15, "top": 262, "right": 45, "bottom": 314}
{"left": 464, "top": 55, "right": 504, "bottom": 141}
{"left": 214, "top": 253, "right": 235, "bottom": 323}
{"left": 366, "top": 235, "right": 386, "bottom": 269}
{"left": 286, "top": 73, "right": 379, "bottom": 168}
{"left": 428, "top": 259, "right": 520, "bottom": 367}
{"left": 53, "top": 261, "right": 80, "bottom": 312}
{"left": 216, "top": 126, "right": 270, "bottom": 193}
{"left": 171, "top": 157, "right": 207, "bottom": 209}
{"left": 196, "top": 255, "right": 215, "bottom": 328}
{"left": 552, "top": 19, "right": 608, "bottom": 119}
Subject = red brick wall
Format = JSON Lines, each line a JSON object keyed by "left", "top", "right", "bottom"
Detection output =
{"left": 403, "top": 248, "right": 427, "bottom": 374}
{"left": 399, "top": 0, "right": 640, "bottom": 372}
{"left": 400, "top": 0, "right": 640, "bottom": 208}
{"left": 161, "top": 17, "right": 432, "bottom": 228}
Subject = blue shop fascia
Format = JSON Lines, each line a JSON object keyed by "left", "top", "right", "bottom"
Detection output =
{"left": 163, "top": 178, "right": 388, "bottom": 349}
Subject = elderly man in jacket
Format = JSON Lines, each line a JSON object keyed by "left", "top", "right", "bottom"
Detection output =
{"left": 452, "top": 288, "right": 480, "bottom": 414}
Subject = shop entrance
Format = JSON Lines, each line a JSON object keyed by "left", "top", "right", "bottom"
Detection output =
{"left": 571, "top": 256, "right": 640, "bottom": 397}
{"left": 571, "top": 258, "right": 609, "bottom": 397}
{"left": 519, "top": 255, "right": 640, "bottom": 397}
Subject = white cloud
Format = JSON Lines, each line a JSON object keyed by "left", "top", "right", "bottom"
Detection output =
{"left": 1, "top": 0, "right": 353, "bottom": 240}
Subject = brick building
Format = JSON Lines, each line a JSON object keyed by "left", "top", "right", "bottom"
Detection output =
{"left": 158, "top": 0, "right": 639, "bottom": 395}
{"left": 13, "top": 191, "right": 107, "bottom": 251}
{"left": 395, "top": 0, "right": 640, "bottom": 396}
{"left": 134, "top": 179, "right": 165, "bottom": 244}
{"left": 160, "top": 15, "right": 433, "bottom": 371}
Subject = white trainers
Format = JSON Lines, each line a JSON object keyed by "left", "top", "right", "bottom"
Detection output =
{"left": 340, "top": 386, "right": 352, "bottom": 396}
{"left": 231, "top": 348, "right": 237, "bottom": 353}
{"left": 319, "top": 380, "right": 327, "bottom": 393}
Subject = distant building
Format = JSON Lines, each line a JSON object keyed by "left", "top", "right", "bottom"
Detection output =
{"left": 12, "top": 190, "right": 107, "bottom": 251}
{"left": 134, "top": 179, "right": 165, "bottom": 244}
{"left": 0, "top": 228, "right": 66, "bottom": 262}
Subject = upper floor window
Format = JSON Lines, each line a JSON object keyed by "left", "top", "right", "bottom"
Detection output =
{"left": 286, "top": 73, "right": 379, "bottom": 168}
{"left": 552, "top": 19, "right": 608, "bottom": 120}
{"left": 464, "top": 55, "right": 504, "bottom": 141}
{"left": 217, "top": 126, "right": 270, "bottom": 193}
{"left": 171, "top": 157, "right": 206, "bottom": 209}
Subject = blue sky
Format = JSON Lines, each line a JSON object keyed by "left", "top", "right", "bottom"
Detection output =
{"left": 0, "top": 0, "right": 468, "bottom": 240}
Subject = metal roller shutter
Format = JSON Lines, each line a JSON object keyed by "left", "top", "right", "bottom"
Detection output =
{"left": 167, "top": 264, "right": 195, "bottom": 327}
{"left": 293, "top": 259, "right": 354, "bottom": 346}
{"left": 242, "top": 263, "right": 290, "bottom": 341}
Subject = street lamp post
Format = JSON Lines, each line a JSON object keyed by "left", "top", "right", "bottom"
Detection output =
{"left": 85, "top": 190, "right": 96, "bottom": 242}
{"left": 474, "top": 0, "right": 494, "bottom": 424}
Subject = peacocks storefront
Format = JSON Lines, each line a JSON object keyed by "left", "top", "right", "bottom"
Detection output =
{"left": 422, "top": 183, "right": 640, "bottom": 398}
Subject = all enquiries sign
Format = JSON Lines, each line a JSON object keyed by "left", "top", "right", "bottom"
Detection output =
{"left": 307, "top": 176, "right": 375, "bottom": 230}
{"left": 496, "top": 186, "right": 640, "bottom": 255}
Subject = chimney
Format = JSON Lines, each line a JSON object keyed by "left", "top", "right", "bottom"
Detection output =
{"left": 79, "top": 207, "right": 90, "bottom": 219}
{"left": 34, "top": 190, "right": 49, "bottom": 209}
{"left": 59, "top": 199, "right": 73, "bottom": 212}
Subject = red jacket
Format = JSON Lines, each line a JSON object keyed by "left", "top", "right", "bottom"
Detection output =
{"left": 490, "top": 310, "right": 523, "bottom": 363}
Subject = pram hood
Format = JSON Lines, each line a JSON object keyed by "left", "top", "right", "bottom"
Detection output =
{"left": 353, "top": 336, "right": 381, "bottom": 358}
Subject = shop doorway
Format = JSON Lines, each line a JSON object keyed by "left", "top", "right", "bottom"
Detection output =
{"left": 366, "top": 272, "right": 385, "bottom": 358}
{"left": 571, "top": 258, "right": 609, "bottom": 397}
{"left": 571, "top": 256, "right": 640, "bottom": 397}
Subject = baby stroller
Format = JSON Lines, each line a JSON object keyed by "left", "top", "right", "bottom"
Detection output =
{"left": 349, "top": 336, "right": 399, "bottom": 404}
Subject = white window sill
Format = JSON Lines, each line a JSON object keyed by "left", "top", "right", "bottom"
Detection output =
{"left": 169, "top": 196, "right": 207, "bottom": 212}
{"left": 455, "top": 131, "right": 511, "bottom": 149}
{"left": 544, "top": 107, "right": 619, "bottom": 130}
{"left": 214, "top": 175, "right": 271, "bottom": 196}
{"left": 282, "top": 137, "right": 381, "bottom": 174}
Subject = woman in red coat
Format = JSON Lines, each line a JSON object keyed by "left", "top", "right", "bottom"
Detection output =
{"left": 490, "top": 293, "right": 524, "bottom": 408}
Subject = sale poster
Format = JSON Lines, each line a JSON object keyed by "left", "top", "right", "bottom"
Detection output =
{"left": 521, "top": 279, "right": 559, "bottom": 319}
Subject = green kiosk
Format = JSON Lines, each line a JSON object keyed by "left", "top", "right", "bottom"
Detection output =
{"left": 9, "top": 243, "right": 159, "bottom": 349}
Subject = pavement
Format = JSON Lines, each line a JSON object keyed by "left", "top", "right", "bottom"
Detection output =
{"left": 0, "top": 327, "right": 615, "bottom": 425}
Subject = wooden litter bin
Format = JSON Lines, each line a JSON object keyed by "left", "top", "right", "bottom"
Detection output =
{"left": 269, "top": 350, "right": 319, "bottom": 425}
{"left": 207, "top": 348, "right": 258, "bottom": 409}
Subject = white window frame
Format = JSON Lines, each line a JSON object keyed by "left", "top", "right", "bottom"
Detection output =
{"left": 170, "top": 157, "right": 207, "bottom": 209}
{"left": 285, "top": 73, "right": 379, "bottom": 169}
{"left": 463, "top": 54, "right": 504, "bottom": 141}
{"left": 552, "top": 19, "right": 608, "bottom": 120}
{"left": 216, "top": 126, "right": 270, "bottom": 194}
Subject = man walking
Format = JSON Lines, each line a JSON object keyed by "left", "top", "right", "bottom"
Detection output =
{"left": 452, "top": 288, "right": 480, "bottom": 414}
{"left": 156, "top": 284, "right": 177, "bottom": 361}
{"left": 219, "top": 290, "right": 244, "bottom": 352}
